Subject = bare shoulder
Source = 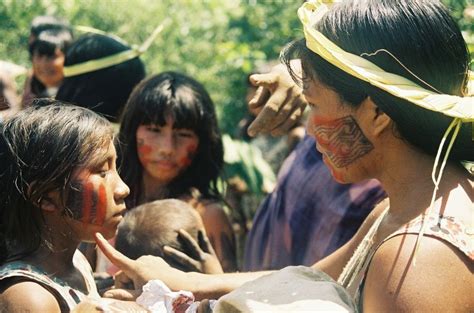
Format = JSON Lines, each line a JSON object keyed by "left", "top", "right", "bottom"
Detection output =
{"left": 195, "top": 199, "right": 229, "bottom": 223}
{"left": 363, "top": 233, "right": 474, "bottom": 312}
{"left": 0, "top": 280, "right": 61, "bottom": 312}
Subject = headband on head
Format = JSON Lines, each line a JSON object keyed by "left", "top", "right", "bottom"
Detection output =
{"left": 63, "top": 20, "right": 169, "bottom": 77}
{"left": 298, "top": 0, "right": 473, "bottom": 268}
{"left": 298, "top": 0, "right": 473, "bottom": 121}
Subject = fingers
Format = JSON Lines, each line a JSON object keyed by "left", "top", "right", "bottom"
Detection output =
{"left": 163, "top": 245, "right": 199, "bottom": 272}
{"left": 103, "top": 288, "right": 141, "bottom": 301}
{"left": 249, "top": 72, "right": 278, "bottom": 88}
{"left": 114, "top": 271, "right": 134, "bottom": 289}
{"left": 197, "top": 230, "right": 216, "bottom": 255}
{"left": 248, "top": 86, "right": 270, "bottom": 112}
{"left": 94, "top": 232, "right": 135, "bottom": 274}
{"left": 177, "top": 229, "right": 202, "bottom": 259}
{"left": 247, "top": 87, "right": 290, "bottom": 136}
{"left": 270, "top": 100, "right": 307, "bottom": 137}
{"left": 196, "top": 299, "right": 213, "bottom": 313}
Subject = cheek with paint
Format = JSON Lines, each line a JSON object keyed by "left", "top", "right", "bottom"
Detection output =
{"left": 178, "top": 143, "right": 198, "bottom": 168}
{"left": 308, "top": 115, "right": 374, "bottom": 169}
{"left": 66, "top": 180, "right": 108, "bottom": 225}
{"left": 137, "top": 138, "right": 153, "bottom": 166}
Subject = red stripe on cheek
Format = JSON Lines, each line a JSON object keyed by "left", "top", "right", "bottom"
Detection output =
{"left": 81, "top": 182, "right": 94, "bottom": 223}
{"left": 138, "top": 144, "right": 152, "bottom": 155}
{"left": 95, "top": 184, "right": 107, "bottom": 225}
{"left": 179, "top": 143, "right": 198, "bottom": 167}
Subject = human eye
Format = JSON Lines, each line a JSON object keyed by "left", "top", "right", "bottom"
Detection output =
{"left": 146, "top": 125, "right": 161, "bottom": 133}
{"left": 96, "top": 162, "right": 110, "bottom": 178}
{"left": 176, "top": 129, "right": 195, "bottom": 138}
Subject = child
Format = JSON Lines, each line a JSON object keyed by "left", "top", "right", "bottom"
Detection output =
{"left": 118, "top": 72, "right": 237, "bottom": 271}
{"left": 22, "top": 28, "right": 73, "bottom": 107}
{"left": 0, "top": 100, "right": 130, "bottom": 311}
{"left": 116, "top": 199, "right": 223, "bottom": 273}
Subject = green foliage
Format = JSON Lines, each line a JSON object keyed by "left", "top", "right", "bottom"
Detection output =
{"left": 0, "top": 0, "right": 301, "bottom": 134}
{"left": 0, "top": 0, "right": 470, "bottom": 131}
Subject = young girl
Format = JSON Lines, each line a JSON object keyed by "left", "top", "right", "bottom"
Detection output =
{"left": 0, "top": 101, "right": 130, "bottom": 311}
{"left": 118, "top": 71, "right": 237, "bottom": 271}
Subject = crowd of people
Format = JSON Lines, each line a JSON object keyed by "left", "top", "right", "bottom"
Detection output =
{"left": 0, "top": 0, "right": 472, "bottom": 312}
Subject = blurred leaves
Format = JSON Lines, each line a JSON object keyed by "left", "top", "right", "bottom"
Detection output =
{"left": 0, "top": 0, "right": 469, "bottom": 131}
{"left": 0, "top": 0, "right": 301, "bottom": 133}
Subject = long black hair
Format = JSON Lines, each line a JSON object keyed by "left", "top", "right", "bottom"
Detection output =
{"left": 118, "top": 71, "right": 224, "bottom": 208}
{"left": 0, "top": 100, "right": 113, "bottom": 263}
{"left": 282, "top": 0, "right": 472, "bottom": 162}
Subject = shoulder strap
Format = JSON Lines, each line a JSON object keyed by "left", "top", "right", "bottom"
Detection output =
{"left": 0, "top": 262, "right": 79, "bottom": 310}
{"left": 382, "top": 214, "right": 474, "bottom": 261}
{"left": 337, "top": 207, "right": 389, "bottom": 293}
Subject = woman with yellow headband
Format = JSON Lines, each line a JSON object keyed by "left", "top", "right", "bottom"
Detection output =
{"left": 93, "top": 0, "right": 473, "bottom": 311}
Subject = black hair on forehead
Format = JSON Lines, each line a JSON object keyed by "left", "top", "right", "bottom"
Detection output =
{"left": 138, "top": 81, "right": 204, "bottom": 132}
{"left": 29, "top": 28, "right": 73, "bottom": 57}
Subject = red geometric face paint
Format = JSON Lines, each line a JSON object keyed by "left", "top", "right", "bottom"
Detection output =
{"left": 308, "top": 115, "right": 373, "bottom": 168}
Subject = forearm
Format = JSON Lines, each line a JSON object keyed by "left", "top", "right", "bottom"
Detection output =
{"left": 188, "top": 270, "right": 274, "bottom": 300}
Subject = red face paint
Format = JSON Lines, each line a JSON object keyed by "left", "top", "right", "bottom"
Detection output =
{"left": 81, "top": 181, "right": 94, "bottom": 224}
{"left": 178, "top": 143, "right": 198, "bottom": 168}
{"left": 308, "top": 115, "right": 373, "bottom": 169}
{"left": 137, "top": 144, "right": 152, "bottom": 156}
{"left": 94, "top": 184, "right": 107, "bottom": 225}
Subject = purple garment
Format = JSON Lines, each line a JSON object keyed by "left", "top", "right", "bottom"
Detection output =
{"left": 243, "top": 135, "right": 386, "bottom": 271}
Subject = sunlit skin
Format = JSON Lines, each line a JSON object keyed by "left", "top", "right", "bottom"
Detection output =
{"left": 304, "top": 79, "right": 374, "bottom": 183}
{"left": 136, "top": 116, "right": 199, "bottom": 187}
{"left": 65, "top": 141, "right": 130, "bottom": 241}
{"left": 32, "top": 48, "right": 65, "bottom": 88}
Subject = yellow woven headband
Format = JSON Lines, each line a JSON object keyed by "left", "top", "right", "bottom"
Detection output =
{"left": 63, "top": 21, "right": 168, "bottom": 77}
{"left": 298, "top": 0, "right": 473, "bottom": 122}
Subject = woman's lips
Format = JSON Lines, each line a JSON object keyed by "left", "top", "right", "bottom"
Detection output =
{"left": 151, "top": 160, "right": 177, "bottom": 169}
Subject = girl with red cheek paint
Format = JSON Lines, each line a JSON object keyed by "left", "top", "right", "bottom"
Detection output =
{"left": 117, "top": 72, "right": 237, "bottom": 272}
{"left": 0, "top": 102, "right": 129, "bottom": 312}
{"left": 64, "top": 141, "right": 129, "bottom": 241}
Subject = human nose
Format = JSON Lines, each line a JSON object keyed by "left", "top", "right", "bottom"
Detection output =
{"left": 157, "top": 132, "right": 174, "bottom": 156}
{"left": 114, "top": 173, "right": 130, "bottom": 202}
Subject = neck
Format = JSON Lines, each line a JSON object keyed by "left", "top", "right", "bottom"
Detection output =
{"left": 374, "top": 143, "right": 464, "bottom": 219}
{"left": 141, "top": 172, "right": 169, "bottom": 203}
{"left": 25, "top": 222, "right": 79, "bottom": 277}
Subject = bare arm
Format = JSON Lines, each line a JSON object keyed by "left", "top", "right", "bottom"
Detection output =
{"left": 0, "top": 281, "right": 61, "bottom": 313}
{"left": 95, "top": 233, "right": 273, "bottom": 300}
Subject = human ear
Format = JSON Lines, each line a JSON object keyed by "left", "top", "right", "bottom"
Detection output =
{"left": 39, "top": 193, "right": 59, "bottom": 213}
{"left": 359, "top": 97, "right": 392, "bottom": 138}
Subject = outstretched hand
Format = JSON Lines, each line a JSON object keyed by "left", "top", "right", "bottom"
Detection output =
{"left": 163, "top": 229, "right": 224, "bottom": 274}
{"left": 94, "top": 232, "right": 187, "bottom": 292}
{"left": 247, "top": 60, "right": 306, "bottom": 137}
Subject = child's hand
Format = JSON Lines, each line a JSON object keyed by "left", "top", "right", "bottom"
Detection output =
{"left": 94, "top": 232, "right": 185, "bottom": 291}
{"left": 163, "top": 229, "right": 224, "bottom": 274}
